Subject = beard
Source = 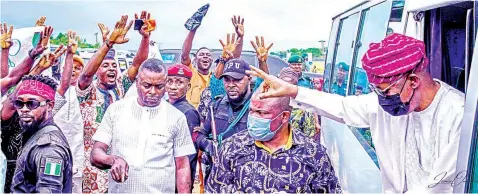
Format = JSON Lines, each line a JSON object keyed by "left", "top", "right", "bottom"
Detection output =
{"left": 20, "top": 111, "right": 46, "bottom": 133}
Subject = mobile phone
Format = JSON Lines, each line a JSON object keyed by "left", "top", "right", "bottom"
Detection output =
{"left": 134, "top": 19, "right": 144, "bottom": 30}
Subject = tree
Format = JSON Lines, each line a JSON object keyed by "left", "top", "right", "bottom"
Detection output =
{"left": 50, "top": 33, "right": 99, "bottom": 48}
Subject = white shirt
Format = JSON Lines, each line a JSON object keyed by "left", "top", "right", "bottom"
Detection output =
{"left": 93, "top": 97, "right": 195, "bottom": 193}
{"left": 291, "top": 80, "right": 464, "bottom": 194}
{"left": 53, "top": 87, "right": 85, "bottom": 178}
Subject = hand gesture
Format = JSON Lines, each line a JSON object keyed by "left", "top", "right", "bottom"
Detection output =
{"left": 35, "top": 16, "right": 46, "bottom": 27}
{"left": 67, "top": 30, "right": 79, "bottom": 54}
{"left": 39, "top": 26, "right": 53, "bottom": 49}
{"left": 1, "top": 23, "right": 13, "bottom": 49}
{"left": 135, "top": 11, "right": 152, "bottom": 38}
{"left": 246, "top": 66, "right": 298, "bottom": 99}
{"left": 218, "top": 33, "right": 237, "bottom": 61}
{"left": 37, "top": 44, "right": 67, "bottom": 69}
{"left": 251, "top": 36, "right": 273, "bottom": 62}
{"left": 108, "top": 15, "right": 133, "bottom": 45}
{"left": 111, "top": 156, "right": 129, "bottom": 183}
{"left": 231, "top": 15, "right": 244, "bottom": 37}
{"left": 98, "top": 23, "right": 110, "bottom": 44}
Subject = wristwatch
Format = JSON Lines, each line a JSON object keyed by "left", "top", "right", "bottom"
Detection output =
{"left": 105, "top": 40, "right": 113, "bottom": 49}
{"left": 218, "top": 57, "right": 229, "bottom": 64}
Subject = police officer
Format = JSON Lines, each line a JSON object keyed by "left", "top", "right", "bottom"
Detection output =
{"left": 10, "top": 75, "right": 72, "bottom": 193}
{"left": 166, "top": 64, "right": 200, "bottom": 191}
{"left": 331, "top": 62, "right": 349, "bottom": 96}
{"left": 288, "top": 55, "right": 314, "bottom": 89}
{"left": 195, "top": 59, "right": 254, "bottom": 182}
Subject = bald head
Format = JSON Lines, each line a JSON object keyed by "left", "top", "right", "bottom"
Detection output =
{"left": 251, "top": 90, "right": 291, "bottom": 113}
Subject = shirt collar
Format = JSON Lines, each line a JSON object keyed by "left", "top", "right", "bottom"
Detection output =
{"left": 246, "top": 126, "right": 305, "bottom": 153}
{"left": 168, "top": 95, "right": 187, "bottom": 105}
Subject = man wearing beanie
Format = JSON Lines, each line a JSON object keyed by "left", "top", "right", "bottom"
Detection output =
{"left": 248, "top": 33, "right": 465, "bottom": 193}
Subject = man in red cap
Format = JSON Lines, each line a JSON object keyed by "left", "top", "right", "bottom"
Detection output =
{"left": 248, "top": 33, "right": 465, "bottom": 193}
{"left": 166, "top": 64, "right": 200, "bottom": 192}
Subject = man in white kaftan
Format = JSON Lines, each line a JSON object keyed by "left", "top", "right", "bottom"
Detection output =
{"left": 90, "top": 58, "right": 195, "bottom": 193}
{"left": 248, "top": 33, "right": 465, "bottom": 193}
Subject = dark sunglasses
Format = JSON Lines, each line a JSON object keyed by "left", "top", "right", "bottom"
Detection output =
{"left": 13, "top": 100, "right": 49, "bottom": 110}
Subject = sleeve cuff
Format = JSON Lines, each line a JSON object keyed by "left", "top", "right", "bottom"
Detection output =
{"left": 76, "top": 82, "right": 93, "bottom": 98}
{"left": 92, "top": 131, "right": 112, "bottom": 146}
{"left": 53, "top": 92, "right": 67, "bottom": 116}
{"left": 174, "top": 144, "right": 197, "bottom": 157}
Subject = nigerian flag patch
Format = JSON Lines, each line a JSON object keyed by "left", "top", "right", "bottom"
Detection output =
{"left": 44, "top": 158, "right": 62, "bottom": 176}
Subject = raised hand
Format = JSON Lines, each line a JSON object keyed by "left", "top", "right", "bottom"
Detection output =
{"left": 30, "top": 26, "right": 53, "bottom": 57}
{"left": 1, "top": 23, "right": 13, "bottom": 49}
{"left": 135, "top": 11, "right": 153, "bottom": 38}
{"left": 35, "top": 16, "right": 46, "bottom": 27}
{"left": 108, "top": 15, "right": 133, "bottom": 45}
{"left": 37, "top": 44, "right": 67, "bottom": 69}
{"left": 40, "top": 26, "right": 53, "bottom": 49}
{"left": 67, "top": 30, "right": 79, "bottom": 54}
{"left": 218, "top": 33, "right": 237, "bottom": 61}
{"left": 251, "top": 36, "right": 273, "bottom": 62}
{"left": 231, "top": 15, "right": 244, "bottom": 37}
{"left": 98, "top": 23, "right": 110, "bottom": 44}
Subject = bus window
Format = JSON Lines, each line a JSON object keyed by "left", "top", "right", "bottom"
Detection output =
{"left": 349, "top": 1, "right": 392, "bottom": 96}
{"left": 329, "top": 12, "right": 360, "bottom": 96}
{"left": 324, "top": 19, "right": 340, "bottom": 93}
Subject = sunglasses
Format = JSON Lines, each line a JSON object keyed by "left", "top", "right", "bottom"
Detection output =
{"left": 368, "top": 75, "right": 405, "bottom": 97}
{"left": 13, "top": 100, "right": 49, "bottom": 110}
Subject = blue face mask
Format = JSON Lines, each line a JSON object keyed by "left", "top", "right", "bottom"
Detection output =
{"left": 247, "top": 112, "right": 285, "bottom": 141}
{"left": 378, "top": 79, "right": 416, "bottom": 116}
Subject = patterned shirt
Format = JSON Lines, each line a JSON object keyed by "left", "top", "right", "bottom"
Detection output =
{"left": 76, "top": 75, "right": 133, "bottom": 193}
{"left": 92, "top": 98, "right": 196, "bottom": 193}
{"left": 206, "top": 130, "right": 341, "bottom": 193}
{"left": 290, "top": 108, "right": 316, "bottom": 137}
{"left": 293, "top": 75, "right": 317, "bottom": 137}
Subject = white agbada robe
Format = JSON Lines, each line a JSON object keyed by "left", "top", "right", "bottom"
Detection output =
{"left": 53, "top": 87, "right": 84, "bottom": 180}
{"left": 92, "top": 97, "right": 195, "bottom": 193}
{"left": 291, "top": 79, "right": 464, "bottom": 193}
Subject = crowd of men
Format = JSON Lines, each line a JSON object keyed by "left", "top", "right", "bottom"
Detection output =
{"left": 0, "top": 3, "right": 466, "bottom": 194}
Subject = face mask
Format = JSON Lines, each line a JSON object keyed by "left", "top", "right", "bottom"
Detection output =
{"left": 378, "top": 79, "right": 416, "bottom": 116}
{"left": 247, "top": 112, "right": 285, "bottom": 141}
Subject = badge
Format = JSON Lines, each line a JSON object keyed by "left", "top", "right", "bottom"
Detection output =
{"left": 44, "top": 158, "right": 62, "bottom": 176}
{"left": 178, "top": 68, "right": 184, "bottom": 75}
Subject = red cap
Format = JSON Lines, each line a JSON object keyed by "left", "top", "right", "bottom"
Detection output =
{"left": 168, "top": 64, "right": 193, "bottom": 79}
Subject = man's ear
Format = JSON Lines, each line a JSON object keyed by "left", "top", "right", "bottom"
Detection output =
{"left": 408, "top": 74, "right": 420, "bottom": 89}
{"left": 47, "top": 100, "right": 55, "bottom": 111}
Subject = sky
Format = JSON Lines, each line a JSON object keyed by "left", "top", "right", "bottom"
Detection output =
{"left": 1, "top": 0, "right": 360, "bottom": 52}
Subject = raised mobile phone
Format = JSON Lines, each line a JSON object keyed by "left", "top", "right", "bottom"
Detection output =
{"left": 134, "top": 19, "right": 144, "bottom": 30}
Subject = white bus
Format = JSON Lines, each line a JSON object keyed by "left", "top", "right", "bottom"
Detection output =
{"left": 322, "top": 0, "right": 478, "bottom": 192}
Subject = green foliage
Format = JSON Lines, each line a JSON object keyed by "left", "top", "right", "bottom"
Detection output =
{"left": 50, "top": 33, "right": 99, "bottom": 48}
{"left": 270, "top": 47, "right": 324, "bottom": 59}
